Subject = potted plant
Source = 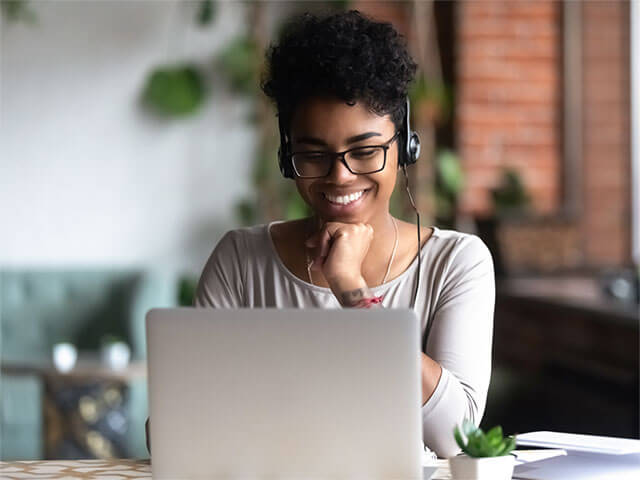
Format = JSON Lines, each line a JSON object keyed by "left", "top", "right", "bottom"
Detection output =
{"left": 449, "top": 419, "right": 517, "bottom": 480}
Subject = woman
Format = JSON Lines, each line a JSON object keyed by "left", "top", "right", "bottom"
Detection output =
{"left": 194, "top": 10, "right": 494, "bottom": 458}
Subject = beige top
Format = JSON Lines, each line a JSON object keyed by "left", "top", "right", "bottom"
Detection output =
{"left": 195, "top": 221, "right": 495, "bottom": 458}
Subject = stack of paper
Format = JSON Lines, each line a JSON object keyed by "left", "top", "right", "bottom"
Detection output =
{"left": 515, "top": 431, "right": 640, "bottom": 455}
{"left": 513, "top": 431, "right": 640, "bottom": 480}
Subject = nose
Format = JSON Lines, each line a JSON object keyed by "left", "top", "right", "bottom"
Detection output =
{"left": 326, "top": 155, "right": 356, "bottom": 183}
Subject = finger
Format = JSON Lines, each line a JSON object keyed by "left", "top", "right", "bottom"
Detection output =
{"left": 310, "top": 255, "right": 326, "bottom": 272}
{"left": 316, "top": 228, "right": 333, "bottom": 260}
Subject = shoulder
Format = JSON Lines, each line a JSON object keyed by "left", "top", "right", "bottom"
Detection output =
{"left": 199, "top": 224, "right": 272, "bottom": 275}
{"left": 428, "top": 227, "right": 494, "bottom": 276}
{"left": 432, "top": 228, "right": 491, "bottom": 259}
{"left": 214, "top": 223, "right": 269, "bottom": 252}
{"left": 426, "top": 228, "right": 495, "bottom": 304}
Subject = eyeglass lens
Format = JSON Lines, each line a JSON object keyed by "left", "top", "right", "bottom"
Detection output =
{"left": 292, "top": 146, "right": 386, "bottom": 178}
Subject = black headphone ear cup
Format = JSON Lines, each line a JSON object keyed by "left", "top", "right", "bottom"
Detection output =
{"left": 409, "top": 132, "right": 421, "bottom": 164}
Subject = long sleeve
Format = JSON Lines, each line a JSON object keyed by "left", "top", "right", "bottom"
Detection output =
{"left": 421, "top": 235, "right": 495, "bottom": 458}
{"left": 194, "top": 230, "right": 246, "bottom": 308}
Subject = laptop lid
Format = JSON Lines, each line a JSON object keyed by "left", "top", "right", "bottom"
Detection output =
{"left": 146, "top": 307, "right": 422, "bottom": 479}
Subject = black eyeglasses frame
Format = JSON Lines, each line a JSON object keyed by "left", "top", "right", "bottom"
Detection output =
{"left": 289, "top": 131, "right": 401, "bottom": 179}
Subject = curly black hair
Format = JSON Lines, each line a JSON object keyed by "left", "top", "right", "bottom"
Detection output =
{"left": 261, "top": 9, "right": 417, "bottom": 133}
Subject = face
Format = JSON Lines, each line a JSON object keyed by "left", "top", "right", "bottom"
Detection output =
{"left": 289, "top": 96, "right": 399, "bottom": 225}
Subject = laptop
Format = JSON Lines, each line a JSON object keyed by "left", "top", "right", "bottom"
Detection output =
{"left": 146, "top": 307, "right": 424, "bottom": 479}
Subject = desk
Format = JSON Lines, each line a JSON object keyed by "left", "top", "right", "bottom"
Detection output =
{"left": 0, "top": 458, "right": 456, "bottom": 479}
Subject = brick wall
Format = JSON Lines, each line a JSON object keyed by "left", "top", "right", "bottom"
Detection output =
{"left": 457, "top": 0, "right": 632, "bottom": 268}
{"left": 349, "top": 0, "right": 632, "bottom": 268}
{"left": 581, "top": 0, "right": 631, "bottom": 267}
{"left": 456, "top": 0, "right": 562, "bottom": 216}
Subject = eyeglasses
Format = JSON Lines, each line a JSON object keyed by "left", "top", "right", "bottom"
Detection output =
{"left": 290, "top": 131, "right": 400, "bottom": 179}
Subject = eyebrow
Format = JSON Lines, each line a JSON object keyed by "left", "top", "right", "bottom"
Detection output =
{"left": 292, "top": 131, "right": 382, "bottom": 146}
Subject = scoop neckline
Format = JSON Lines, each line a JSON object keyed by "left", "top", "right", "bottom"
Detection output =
{"left": 265, "top": 219, "right": 439, "bottom": 293}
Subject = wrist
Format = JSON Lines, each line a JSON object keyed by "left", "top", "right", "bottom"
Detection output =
{"left": 328, "top": 274, "right": 368, "bottom": 298}
{"left": 328, "top": 275, "right": 382, "bottom": 308}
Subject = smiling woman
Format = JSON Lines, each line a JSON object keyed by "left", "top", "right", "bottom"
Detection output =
{"left": 191, "top": 10, "right": 496, "bottom": 459}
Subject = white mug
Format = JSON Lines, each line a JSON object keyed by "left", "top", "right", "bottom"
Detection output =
{"left": 101, "top": 341, "right": 131, "bottom": 370}
{"left": 53, "top": 342, "right": 77, "bottom": 373}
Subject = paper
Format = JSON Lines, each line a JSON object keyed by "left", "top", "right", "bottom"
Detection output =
{"left": 516, "top": 431, "right": 640, "bottom": 455}
{"left": 512, "top": 449, "right": 567, "bottom": 465}
{"left": 513, "top": 451, "right": 640, "bottom": 480}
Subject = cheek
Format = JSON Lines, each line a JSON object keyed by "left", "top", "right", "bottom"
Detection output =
{"left": 294, "top": 180, "right": 315, "bottom": 204}
{"left": 374, "top": 169, "right": 397, "bottom": 198}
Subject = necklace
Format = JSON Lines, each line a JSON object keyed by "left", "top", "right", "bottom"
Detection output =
{"left": 305, "top": 216, "right": 399, "bottom": 287}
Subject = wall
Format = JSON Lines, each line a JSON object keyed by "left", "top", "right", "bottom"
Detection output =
{"left": 456, "top": 0, "right": 562, "bottom": 216}
{"left": 1, "top": 1, "right": 256, "bottom": 273}
{"left": 456, "top": 0, "right": 633, "bottom": 268}
{"left": 581, "top": 0, "right": 632, "bottom": 267}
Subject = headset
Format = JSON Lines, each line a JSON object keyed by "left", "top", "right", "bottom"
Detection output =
{"left": 277, "top": 97, "right": 432, "bottom": 351}
{"left": 278, "top": 97, "right": 420, "bottom": 177}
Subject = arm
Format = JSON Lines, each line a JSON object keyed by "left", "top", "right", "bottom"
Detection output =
{"left": 420, "top": 236, "right": 495, "bottom": 458}
{"left": 313, "top": 216, "right": 445, "bottom": 404}
{"left": 194, "top": 230, "right": 245, "bottom": 308}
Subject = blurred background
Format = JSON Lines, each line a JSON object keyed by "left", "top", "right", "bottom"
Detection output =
{"left": 1, "top": 0, "right": 638, "bottom": 461}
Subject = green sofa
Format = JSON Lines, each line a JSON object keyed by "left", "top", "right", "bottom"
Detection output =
{"left": 0, "top": 270, "right": 177, "bottom": 460}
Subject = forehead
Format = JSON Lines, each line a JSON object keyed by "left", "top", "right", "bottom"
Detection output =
{"left": 289, "top": 97, "right": 394, "bottom": 141}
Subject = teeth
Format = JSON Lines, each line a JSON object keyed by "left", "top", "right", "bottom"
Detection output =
{"left": 324, "top": 190, "right": 365, "bottom": 205}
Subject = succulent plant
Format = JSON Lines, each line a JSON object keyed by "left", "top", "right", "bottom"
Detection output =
{"left": 454, "top": 419, "right": 517, "bottom": 458}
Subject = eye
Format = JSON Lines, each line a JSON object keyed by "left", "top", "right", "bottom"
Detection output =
{"left": 294, "top": 152, "right": 330, "bottom": 163}
{"left": 350, "top": 148, "right": 379, "bottom": 159}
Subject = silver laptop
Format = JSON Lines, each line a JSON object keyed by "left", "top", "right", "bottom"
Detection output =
{"left": 146, "top": 307, "right": 423, "bottom": 479}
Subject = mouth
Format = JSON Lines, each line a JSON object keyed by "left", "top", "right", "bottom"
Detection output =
{"left": 320, "top": 188, "right": 371, "bottom": 212}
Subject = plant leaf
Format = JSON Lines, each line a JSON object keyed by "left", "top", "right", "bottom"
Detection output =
{"left": 453, "top": 425, "right": 466, "bottom": 450}
{"left": 196, "top": 0, "right": 216, "bottom": 26}
{"left": 503, "top": 436, "right": 517, "bottom": 455}
{"left": 462, "top": 419, "right": 476, "bottom": 437}
{"left": 142, "top": 65, "right": 206, "bottom": 116}
{"left": 486, "top": 425, "right": 503, "bottom": 447}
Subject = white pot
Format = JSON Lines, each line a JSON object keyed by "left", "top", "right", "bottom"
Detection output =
{"left": 449, "top": 454, "right": 515, "bottom": 480}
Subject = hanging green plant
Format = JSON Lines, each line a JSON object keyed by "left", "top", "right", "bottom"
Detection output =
{"left": 142, "top": 65, "right": 206, "bottom": 117}
{"left": 409, "top": 73, "right": 452, "bottom": 125}
{"left": 216, "top": 36, "right": 260, "bottom": 96}
{"left": 177, "top": 275, "right": 199, "bottom": 306}
{"left": 196, "top": 0, "right": 217, "bottom": 27}
{"left": 437, "top": 149, "right": 464, "bottom": 197}
{"left": 434, "top": 149, "right": 464, "bottom": 224}
{"left": 1, "top": 0, "right": 37, "bottom": 23}
{"left": 234, "top": 198, "right": 258, "bottom": 227}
